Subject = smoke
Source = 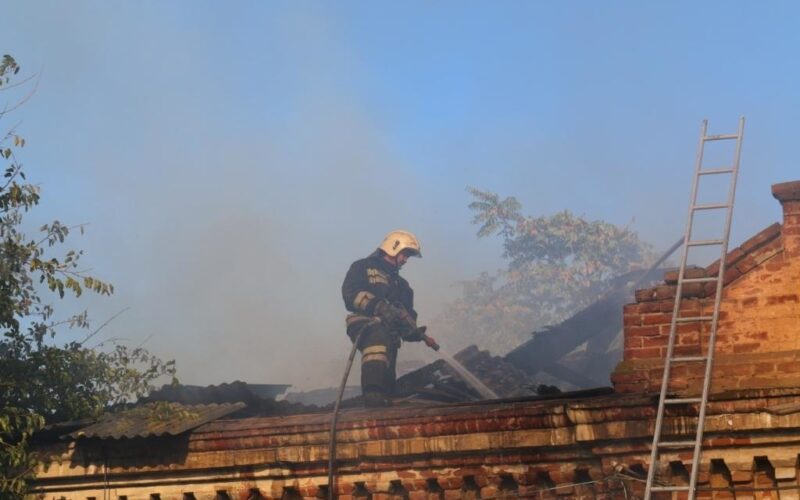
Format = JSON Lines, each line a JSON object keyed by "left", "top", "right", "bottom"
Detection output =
{"left": 73, "top": 84, "right": 479, "bottom": 389}
{"left": 5, "top": 2, "right": 794, "bottom": 392}
{"left": 0, "top": 4, "right": 494, "bottom": 391}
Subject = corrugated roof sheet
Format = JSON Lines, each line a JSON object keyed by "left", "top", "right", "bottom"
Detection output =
{"left": 69, "top": 402, "right": 245, "bottom": 439}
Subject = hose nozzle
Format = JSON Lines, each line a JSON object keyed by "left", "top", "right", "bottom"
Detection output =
{"left": 422, "top": 334, "right": 440, "bottom": 351}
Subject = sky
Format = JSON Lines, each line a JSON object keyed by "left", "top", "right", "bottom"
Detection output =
{"left": 3, "top": 1, "right": 799, "bottom": 390}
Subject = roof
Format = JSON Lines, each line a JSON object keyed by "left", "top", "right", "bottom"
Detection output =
{"left": 69, "top": 402, "right": 246, "bottom": 439}
{"left": 145, "top": 381, "right": 290, "bottom": 405}
{"left": 57, "top": 385, "right": 800, "bottom": 453}
{"left": 395, "top": 269, "right": 666, "bottom": 399}
{"left": 505, "top": 280, "right": 634, "bottom": 387}
{"left": 394, "top": 347, "right": 533, "bottom": 402}
{"left": 31, "top": 386, "right": 800, "bottom": 497}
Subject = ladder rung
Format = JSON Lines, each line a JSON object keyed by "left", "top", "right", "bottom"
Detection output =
{"left": 693, "top": 203, "right": 730, "bottom": 211}
{"left": 671, "top": 355, "right": 707, "bottom": 363}
{"left": 687, "top": 239, "right": 724, "bottom": 247}
{"left": 682, "top": 277, "right": 718, "bottom": 283}
{"left": 703, "top": 133, "right": 738, "bottom": 141}
{"left": 659, "top": 440, "right": 696, "bottom": 448}
{"left": 676, "top": 316, "right": 714, "bottom": 322}
{"left": 651, "top": 485, "right": 690, "bottom": 492}
{"left": 698, "top": 168, "right": 734, "bottom": 175}
{"left": 665, "top": 397, "right": 702, "bottom": 405}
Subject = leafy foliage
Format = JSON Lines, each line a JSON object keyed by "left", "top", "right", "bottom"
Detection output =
{"left": 0, "top": 55, "right": 176, "bottom": 497}
{"left": 432, "top": 188, "right": 656, "bottom": 354}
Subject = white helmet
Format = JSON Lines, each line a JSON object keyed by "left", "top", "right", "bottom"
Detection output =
{"left": 378, "top": 230, "right": 422, "bottom": 258}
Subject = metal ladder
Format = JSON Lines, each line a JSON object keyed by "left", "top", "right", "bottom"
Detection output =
{"left": 644, "top": 117, "right": 745, "bottom": 499}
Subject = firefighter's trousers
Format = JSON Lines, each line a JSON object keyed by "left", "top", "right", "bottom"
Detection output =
{"left": 347, "top": 319, "right": 399, "bottom": 397}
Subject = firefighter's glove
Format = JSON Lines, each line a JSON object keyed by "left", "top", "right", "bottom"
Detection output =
{"left": 374, "top": 301, "right": 407, "bottom": 327}
{"left": 401, "top": 325, "right": 427, "bottom": 342}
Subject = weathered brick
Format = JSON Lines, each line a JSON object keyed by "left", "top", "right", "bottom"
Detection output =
{"left": 752, "top": 241, "right": 783, "bottom": 265}
{"left": 673, "top": 344, "right": 702, "bottom": 356}
{"left": 740, "top": 296, "right": 759, "bottom": 308}
{"left": 717, "top": 363, "right": 753, "bottom": 377}
{"left": 664, "top": 266, "right": 708, "bottom": 284}
{"left": 680, "top": 282, "right": 706, "bottom": 298}
{"left": 753, "top": 361, "right": 776, "bottom": 374}
{"left": 708, "top": 247, "right": 745, "bottom": 277}
{"left": 438, "top": 477, "right": 463, "bottom": 490}
{"left": 637, "top": 302, "right": 664, "bottom": 314}
{"left": 479, "top": 486, "right": 497, "bottom": 498}
{"left": 766, "top": 294, "right": 799, "bottom": 305}
{"left": 627, "top": 325, "right": 661, "bottom": 337}
{"left": 659, "top": 299, "right": 677, "bottom": 312}
{"left": 623, "top": 303, "right": 641, "bottom": 314}
{"left": 735, "top": 254, "right": 759, "bottom": 274}
{"left": 740, "top": 222, "right": 782, "bottom": 254}
{"left": 676, "top": 322, "right": 701, "bottom": 334}
{"left": 747, "top": 330, "right": 769, "bottom": 341}
{"left": 609, "top": 372, "right": 646, "bottom": 385}
{"left": 648, "top": 285, "right": 678, "bottom": 301}
{"left": 624, "top": 336, "right": 642, "bottom": 349}
{"left": 642, "top": 313, "right": 671, "bottom": 325}
{"left": 628, "top": 347, "right": 663, "bottom": 359}
{"left": 703, "top": 281, "right": 718, "bottom": 297}
{"left": 623, "top": 314, "right": 641, "bottom": 327}
{"left": 635, "top": 287, "right": 660, "bottom": 302}
{"left": 731, "top": 470, "right": 754, "bottom": 484}
{"left": 722, "top": 266, "right": 743, "bottom": 286}
{"left": 442, "top": 490, "right": 462, "bottom": 500}
{"left": 678, "top": 299, "right": 701, "bottom": 313}
{"left": 553, "top": 484, "right": 575, "bottom": 496}
{"left": 517, "top": 485, "right": 538, "bottom": 496}
{"left": 776, "top": 361, "right": 800, "bottom": 373}
{"left": 641, "top": 336, "right": 667, "bottom": 348}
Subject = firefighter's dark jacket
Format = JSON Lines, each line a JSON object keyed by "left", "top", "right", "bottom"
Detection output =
{"left": 342, "top": 251, "right": 417, "bottom": 321}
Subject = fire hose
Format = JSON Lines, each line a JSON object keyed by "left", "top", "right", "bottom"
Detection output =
{"left": 327, "top": 318, "right": 439, "bottom": 500}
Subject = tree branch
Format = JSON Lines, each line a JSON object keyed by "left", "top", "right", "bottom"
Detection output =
{"left": 79, "top": 307, "right": 130, "bottom": 346}
{"left": 0, "top": 72, "right": 38, "bottom": 92}
{"left": 0, "top": 74, "right": 39, "bottom": 121}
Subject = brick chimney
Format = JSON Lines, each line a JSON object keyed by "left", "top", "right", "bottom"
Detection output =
{"left": 612, "top": 180, "right": 800, "bottom": 395}
{"left": 772, "top": 180, "right": 800, "bottom": 257}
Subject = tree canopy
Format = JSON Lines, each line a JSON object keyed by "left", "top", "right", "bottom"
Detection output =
{"left": 432, "top": 187, "right": 656, "bottom": 354}
{"left": 0, "top": 55, "right": 176, "bottom": 497}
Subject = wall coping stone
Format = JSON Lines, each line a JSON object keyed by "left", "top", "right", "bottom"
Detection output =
{"left": 772, "top": 180, "right": 800, "bottom": 203}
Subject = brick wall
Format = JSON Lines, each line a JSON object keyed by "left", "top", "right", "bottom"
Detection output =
{"left": 774, "top": 180, "right": 800, "bottom": 258}
{"left": 612, "top": 180, "right": 800, "bottom": 395}
{"left": 31, "top": 388, "right": 800, "bottom": 500}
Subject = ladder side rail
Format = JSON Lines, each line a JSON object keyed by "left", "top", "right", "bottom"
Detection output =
{"left": 687, "top": 117, "right": 745, "bottom": 496}
{"left": 644, "top": 119, "right": 709, "bottom": 500}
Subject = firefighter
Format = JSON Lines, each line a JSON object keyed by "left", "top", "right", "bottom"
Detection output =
{"left": 342, "top": 230, "right": 426, "bottom": 407}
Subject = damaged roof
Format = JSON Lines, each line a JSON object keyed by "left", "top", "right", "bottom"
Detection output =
{"left": 69, "top": 401, "right": 245, "bottom": 439}
{"left": 395, "top": 270, "right": 663, "bottom": 401}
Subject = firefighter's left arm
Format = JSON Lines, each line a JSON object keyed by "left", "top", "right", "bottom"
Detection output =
{"left": 342, "top": 260, "right": 389, "bottom": 316}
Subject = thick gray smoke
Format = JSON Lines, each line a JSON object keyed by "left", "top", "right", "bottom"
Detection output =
{"left": 4, "top": 2, "right": 789, "bottom": 392}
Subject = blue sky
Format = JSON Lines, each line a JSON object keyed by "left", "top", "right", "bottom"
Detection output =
{"left": 3, "top": 2, "right": 799, "bottom": 389}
